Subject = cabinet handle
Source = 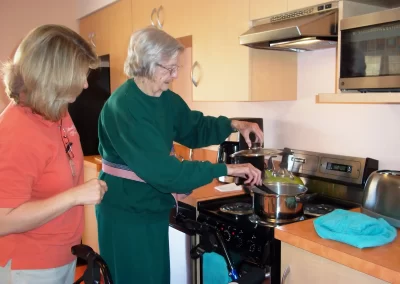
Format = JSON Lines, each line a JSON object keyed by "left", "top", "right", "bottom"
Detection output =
{"left": 150, "top": 8, "right": 157, "bottom": 26}
{"left": 88, "top": 32, "right": 96, "bottom": 48}
{"left": 281, "top": 266, "right": 290, "bottom": 284}
{"left": 156, "top": 5, "right": 164, "bottom": 29}
{"left": 191, "top": 61, "right": 199, "bottom": 87}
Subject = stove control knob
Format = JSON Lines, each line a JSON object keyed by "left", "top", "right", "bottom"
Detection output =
{"left": 248, "top": 241, "right": 256, "bottom": 252}
{"left": 234, "top": 236, "right": 243, "bottom": 248}
{"left": 223, "top": 230, "right": 231, "bottom": 242}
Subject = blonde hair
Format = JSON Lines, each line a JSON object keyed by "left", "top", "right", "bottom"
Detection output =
{"left": 2, "top": 24, "right": 99, "bottom": 121}
{"left": 124, "top": 26, "right": 184, "bottom": 79}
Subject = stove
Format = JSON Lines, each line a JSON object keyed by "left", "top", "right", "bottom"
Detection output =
{"left": 185, "top": 149, "right": 379, "bottom": 284}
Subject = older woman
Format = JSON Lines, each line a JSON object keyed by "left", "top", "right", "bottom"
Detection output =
{"left": 96, "top": 26, "right": 263, "bottom": 284}
{"left": 0, "top": 25, "right": 108, "bottom": 284}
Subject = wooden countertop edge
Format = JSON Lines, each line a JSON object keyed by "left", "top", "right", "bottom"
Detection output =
{"left": 274, "top": 228, "right": 400, "bottom": 283}
{"left": 83, "top": 155, "right": 102, "bottom": 170}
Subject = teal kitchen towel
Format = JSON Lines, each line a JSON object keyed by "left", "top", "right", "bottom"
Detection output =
{"left": 314, "top": 209, "right": 397, "bottom": 249}
{"left": 203, "top": 252, "right": 232, "bottom": 284}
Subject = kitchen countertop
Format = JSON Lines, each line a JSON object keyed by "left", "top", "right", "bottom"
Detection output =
{"left": 179, "top": 179, "right": 246, "bottom": 207}
{"left": 275, "top": 209, "right": 400, "bottom": 284}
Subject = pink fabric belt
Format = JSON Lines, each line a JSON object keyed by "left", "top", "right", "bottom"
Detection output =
{"left": 102, "top": 162, "right": 145, "bottom": 182}
{"left": 101, "top": 157, "right": 189, "bottom": 211}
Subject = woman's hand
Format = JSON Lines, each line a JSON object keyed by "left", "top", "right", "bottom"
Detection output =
{"left": 70, "top": 179, "right": 108, "bottom": 206}
{"left": 226, "top": 164, "right": 262, "bottom": 186}
{"left": 230, "top": 120, "right": 264, "bottom": 149}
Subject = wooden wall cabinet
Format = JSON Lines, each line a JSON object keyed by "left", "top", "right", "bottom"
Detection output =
{"left": 80, "top": 0, "right": 298, "bottom": 102}
{"left": 79, "top": 0, "right": 131, "bottom": 92}
{"left": 250, "top": 0, "right": 287, "bottom": 20}
{"left": 131, "top": 0, "right": 192, "bottom": 38}
{"left": 191, "top": 0, "right": 251, "bottom": 102}
{"left": 287, "top": 0, "right": 329, "bottom": 11}
{"left": 79, "top": 8, "right": 111, "bottom": 57}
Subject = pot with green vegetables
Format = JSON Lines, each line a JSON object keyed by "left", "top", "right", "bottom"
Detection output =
{"left": 249, "top": 182, "right": 317, "bottom": 224}
{"left": 230, "top": 147, "right": 316, "bottom": 224}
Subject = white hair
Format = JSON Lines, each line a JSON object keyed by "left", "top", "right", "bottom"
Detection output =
{"left": 124, "top": 26, "right": 184, "bottom": 79}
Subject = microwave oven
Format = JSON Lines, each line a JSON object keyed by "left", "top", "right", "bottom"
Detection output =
{"left": 339, "top": 7, "right": 400, "bottom": 92}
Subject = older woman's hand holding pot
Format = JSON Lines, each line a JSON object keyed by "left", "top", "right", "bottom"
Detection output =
{"left": 227, "top": 163, "right": 263, "bottom": 186}
{"left": 231, "top": 120, "right": 264, "bottom": 149}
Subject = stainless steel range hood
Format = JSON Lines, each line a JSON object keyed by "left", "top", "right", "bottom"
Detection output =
{"left": 240, "top": 2, "right": 339, "bottom": 52}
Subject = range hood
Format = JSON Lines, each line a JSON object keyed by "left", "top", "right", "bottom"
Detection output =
{"left": 240, "top": 2, "right": 339, "bottom": 52}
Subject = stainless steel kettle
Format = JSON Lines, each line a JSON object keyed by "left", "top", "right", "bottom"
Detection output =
{"left": 362, "top": 170, "right": 400, "bottom": 228}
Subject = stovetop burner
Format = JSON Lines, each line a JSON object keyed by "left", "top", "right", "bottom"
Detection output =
{"left": 304, "top": 203, "right": 336, "bottom": 217}
{"left": 220, "top": 202, "right": 253, "bottom": 215}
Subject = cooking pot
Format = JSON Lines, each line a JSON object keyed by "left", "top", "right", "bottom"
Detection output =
{"left": 247, "top": 182, "right": 316, "bottom": 224}
{"left": 230, "top": 147, "right": 303, "bottom": 185}
{"left": 230, "top": 148, "right": 280, "bottom": 184}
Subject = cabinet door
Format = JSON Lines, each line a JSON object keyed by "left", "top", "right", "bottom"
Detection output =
{"left": 108, "top": 0, "right": 132, "bottom": 91}
{"left": 281, "top": 242, "right": 389, "bottom": 284}
{"left": 160, "top": 0, "right": 192, "bottom": 38}
{"left": 191, "top": 0, "right": 250, "bottom": 102}
{"left": 288, "top": 0, "right": 325, "bottom": 10}
{"left": 79, "top": 9, "right": 110, "bottom": 57}
{"left": 250, "top": 0, "right": 287, "bottom": 20}
{"left": 131, "top": 0, "right": 161, "bottom": 32}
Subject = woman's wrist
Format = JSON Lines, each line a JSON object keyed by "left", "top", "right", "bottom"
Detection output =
{"left": 230, "top": 119, "right": 240, "bottom": 132}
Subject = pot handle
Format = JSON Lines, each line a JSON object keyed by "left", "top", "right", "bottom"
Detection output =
{"left": 295, "top": 193, "right": 317, "bottom": 203}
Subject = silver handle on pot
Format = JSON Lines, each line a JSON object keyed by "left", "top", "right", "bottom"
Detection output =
{"left": 281, "top": 266, "right": 290, "bottom": 284}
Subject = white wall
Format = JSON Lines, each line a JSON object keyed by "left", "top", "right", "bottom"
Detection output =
{"left": 190, "top": 48, "right": 400, "bottom": 170}
{"left": 0, "top": 0, "right": 78, "bottom": 112}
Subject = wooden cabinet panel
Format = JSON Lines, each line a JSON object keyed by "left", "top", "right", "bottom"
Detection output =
{"left": 108, "top": 0, "right": 132, "bottom": 91}
{"left": 131, "top": 0, "right": 160, "bottom": 32}
{"left": 79, "top": 8, "right": 111, "bottom": 57}
{"left": 173, "top": 143, "right": 191, "bottom": 161}
{"left": 191, "top": 0, "right": 250, "bottom": 102}
{"left": 160, "top": 0, "right": 192, "bottom": 38}
{"left": 250, "top": 0, "right": 287, "bottom": 20}
{"left": 281, "top": 242, "right": 389, "bottom": 284}
{"left": 80, "top": 0, "right": 132, "bottom": 92}
{"left": 250, "top": 49, "right": 297, "bottom": 101}
{"left": 288, "top": 0, "right": 326, "bottom": 11}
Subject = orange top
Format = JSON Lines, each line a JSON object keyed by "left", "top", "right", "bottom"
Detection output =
{"left": 0, "top": 103, "right": 84, "bottom": 269}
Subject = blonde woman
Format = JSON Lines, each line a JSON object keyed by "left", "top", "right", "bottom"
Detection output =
{"left": 96, "top": 26, "right": 263, "bottom": 284}
{"left": 0, "top": 25, "right": 108, "bottom": 284}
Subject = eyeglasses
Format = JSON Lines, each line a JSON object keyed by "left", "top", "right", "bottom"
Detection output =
{"left": 156, "top": 63, "right": 181, "bottom": 76}
{"left": 60, "top": 119, "right": 76, "bottom": 177}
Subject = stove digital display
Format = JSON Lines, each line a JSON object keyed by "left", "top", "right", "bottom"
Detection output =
{"left": 326, "top": 162, "right": 352, "bottom": 173}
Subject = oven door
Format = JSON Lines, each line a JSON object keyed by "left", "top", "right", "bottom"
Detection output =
{"left": 200, "top": 250, "right": 272, "bottom": 284}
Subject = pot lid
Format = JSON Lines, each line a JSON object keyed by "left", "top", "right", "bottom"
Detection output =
{"left": 230, "top": 148, "right": 281, "bottom": 158}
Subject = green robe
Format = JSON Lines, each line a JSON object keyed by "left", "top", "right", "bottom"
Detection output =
{"left": 96, "top": 79, "right": 232, "bottom": 284}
